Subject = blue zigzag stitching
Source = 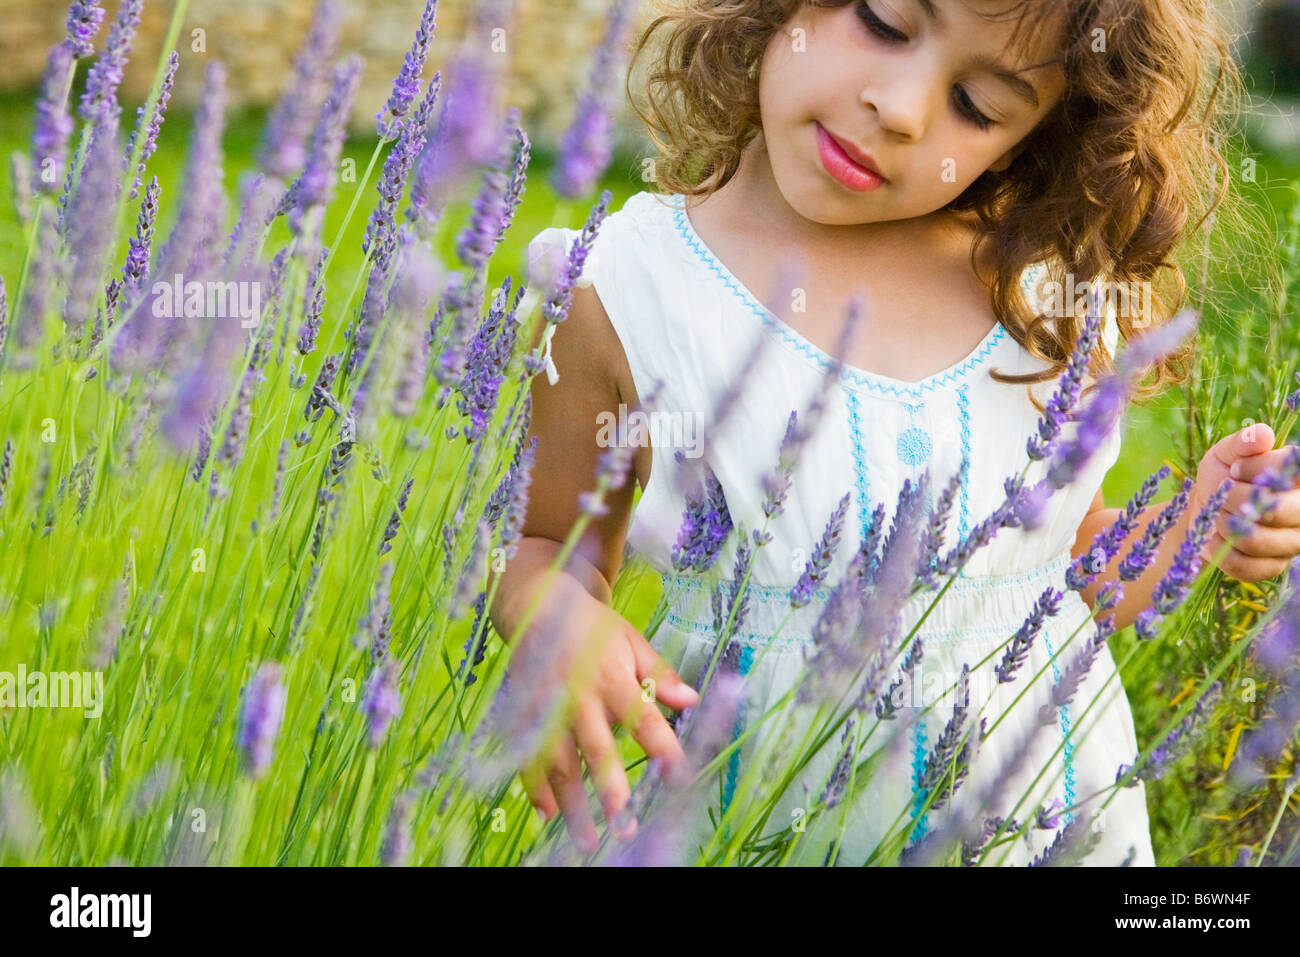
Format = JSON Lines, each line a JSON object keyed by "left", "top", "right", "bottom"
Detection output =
{"left": 956, "top": 383, "right": 973, "bottom": 578}
{"left": 844, "top": 385, "right": 872, "bottom": 542}
{"left": 720, "top": 646, "right": 757, "bottom": 843}
{"left": 669, "top": 196, "right": 1004, "bottom": 400}
{"left": 1039, "top": 628, "right": 1077, "bottom": 827}
{"left": 910, "top": 719, "right": 930, "bottom": 843}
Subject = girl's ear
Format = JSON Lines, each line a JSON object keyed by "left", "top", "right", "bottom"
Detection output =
{"left": 987, "top": 145, "right": 1021, "bottom": 174}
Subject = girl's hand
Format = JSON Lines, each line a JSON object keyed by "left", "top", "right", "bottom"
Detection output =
{"left": 1189, "top": 423, "right": 1300, "bottom": 582}
{"left": 515, "top": 585, "right": 700, "bottom": 855}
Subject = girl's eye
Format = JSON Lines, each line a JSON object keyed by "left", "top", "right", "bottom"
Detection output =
{"left": 953, "top": 85, "right": 995, "bottom": 131}
{"left": 855, "top": 2, "right": 997, "bottom": 132}
{"left": 855, "top": 1, "right": 908, "bottom": 43}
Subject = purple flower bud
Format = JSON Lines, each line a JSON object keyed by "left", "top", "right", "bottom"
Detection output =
{"left": 260, "top": 0, "right": 343, "bottom": 181}
{"left": 551, "top": 0, "right": 636, "bottom": 199}
{"left": 790, "top": 492, "right": 851, "bottom": 608}
{"left": 362, "top": 660, "right": 402, "bottom": 748}
{"left": 377, "top": 0, "right": 439, "bottom": 140}
{"left": 237, "top": 662, "right": 288, "bottom": 778}
{"left": 79, "top": 0, "right": 142, "bottom": 123}
{"left": 32, "top": 44, "right": 76, "bottom": 196}
{"left": 126, "top": 51, "right": 178, "bottom": 201}
{"left": 62, "top": 1, "right": 105, "bottom": 59}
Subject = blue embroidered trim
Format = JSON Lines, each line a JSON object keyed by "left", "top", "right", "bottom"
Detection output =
{"left": 669, "top": 197, "right": 1005, "bottom": 400}
{"left": 897, "top": 426, "right": 932, "bottom": 467}
{"left": 660, "top": 552, "right": 1071, "bottom": 606}
{"left": 844, "top": 386, "right": 873, "bottom": 552}
{"left": 957, "top": 384, "right": 972, "bottom": 543}
{"left": 720, "top": 646, "right": 756, "bottom": 837}
{"left": 1040, "top": 629, "right": 1077, "bottom": 827}
{"left": 910, "top": 719, "right": 930, "bottom": 842}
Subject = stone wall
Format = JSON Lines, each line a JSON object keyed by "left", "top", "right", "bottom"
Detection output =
{"left": 0, "top": 0, "right": 661, "bottom": 155}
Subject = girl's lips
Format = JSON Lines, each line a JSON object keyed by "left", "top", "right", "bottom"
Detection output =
{"left": 815, "top": 123, "right": 886, "bottom": 192}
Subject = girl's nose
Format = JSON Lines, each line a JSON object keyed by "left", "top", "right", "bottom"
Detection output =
{"left": 860, "top": 74, "right": 932, "bottom": 142}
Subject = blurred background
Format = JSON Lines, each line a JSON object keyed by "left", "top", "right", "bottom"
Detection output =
{"left": 0, "top": 0, "right": 661, "bottom": 159}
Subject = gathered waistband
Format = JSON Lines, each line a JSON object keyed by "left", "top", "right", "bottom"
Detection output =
{"left": 656, "top": 552, "right": 1088, "bottom": 654}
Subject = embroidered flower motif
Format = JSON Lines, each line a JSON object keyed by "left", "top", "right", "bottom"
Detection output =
{"left": 897, "top": 427, "right": 933, "bottom": 466}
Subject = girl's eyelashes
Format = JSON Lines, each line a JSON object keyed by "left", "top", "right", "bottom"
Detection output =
{"left": 953, "top": 86, "right": 995, "bottom": 131}
{"left": 854, "top": 0, "right": 908, "bottom": 42}
{"left": 853, "top": 0, "right": 999, "bottom": 132}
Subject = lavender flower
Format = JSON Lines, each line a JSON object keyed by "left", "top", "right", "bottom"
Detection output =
{"left": 1038, "top": 623, "right": 1111, "bottom": 726}
{"left": 126, "top": 51, "right": 178, "bottom": 200}
{"left": 790, "top": 493, "right": 851, "bottom": 608}
{"left": 296, "top": 246, "right": 329, "bottom": 355}
{"left": 541, "top": 190, "right": 611, "bottom": 330}
{"left": 819, "top": 716, "right": 857, "bottom": 810}
{"left": 381, "top": 790, "right": 415, "bottom": 866}
{"left": 358, "top": 562, "right": 395, "bottom": 662}
{"left": 917, "top": 665, "right": 972, "bottom": 797}
{"left": 1132, "top": 682, "right": 1222, "bottom": 782}
{"left": 916, "top": 463, "right": 965, "bottom": 589}
{"left": 32, "top": 45, "right": 76, "bottom": 196}
{"left": 1285, "top": 370, "right": 1300, "bottom": 413}
{"left": 1029, "top": 816, "right": 1100, "bottom": 866}
{"left": 376, "top": 0, "right": 439, "bottom": 140}
{"left": 453, "top": 281, "right": 518, "bottom": 436}
{"left": 237, "top": 662, "right": 288, "bottom": 779}
{"left": 550, "top": 0, "right": 636, "bottom": 199}
{"left": 933, "top": 475, "right": 1032, "bottom": 578}
{"left": 1066, "top": 465, "right": 1171, "bottom": 590}
{"left": 1026, "top": 294, "right": 1103, "bottom": 461}
{"left": 490, "top": 435, "right": 538, "bottom": 561}
{"left": 305, "top": 352, "right": 342, "bottom": 422}
{"left": 449, "top": 518, "right": 491, "bottom": 621}
{"left": 455, "top": 108, "right": 519, "bottom": 272}
{"left": 78, "top": 0, "right": 142, "bottom": 123}
{"left": 995, "top": 586, "right": 1064, "bottom": 683}
{"left": 670, "top": 458, "right": 733, "bottom": 574}
{"left": 121, "top": 176, "right": 159, "bottom": 291}
{"left": 153, "top": 60, "right": 229, "bottom": 281}
{"left": 364, "top": 76, "right": 440, "bottom": 273}
{"left": 407, "top": 47, "right": 500, "bottom": 229}
{"left": 62, "top": 102, "right": 121, "bottom": 346}
{"left": 1118, "top": 478, "right": 1193, "bottom": 581}
{"left": 379, "top": 476, "right": 415, "bottom": 556}
{"left": 259, "top": 0, "right": 343, "bottom": 181}
{"left": 1134, "top": 479, "right": 1232, "bottom": 640}
{"left": 62, "top": 1, "right": 105, "bottom": 59}
{"left": 362, "top": 660, "right": 402, "bottom": 748}
{"left": 0, "top": 440, "right": 12, "bottom": 510}
{"left": 285, "top": 56, "right": 363, "bottom": 237}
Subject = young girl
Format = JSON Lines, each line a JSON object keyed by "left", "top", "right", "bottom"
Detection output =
{"left": 494, "top": 0, "right": 1298, "bottom": 865}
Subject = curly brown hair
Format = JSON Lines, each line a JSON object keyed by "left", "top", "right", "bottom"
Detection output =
{"left": 624, "top": 0, "right": 1252, "bottom": 412}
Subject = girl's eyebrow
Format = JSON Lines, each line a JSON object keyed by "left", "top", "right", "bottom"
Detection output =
{"left": 914, "top": 0, "right": 1042, "bottom": 108}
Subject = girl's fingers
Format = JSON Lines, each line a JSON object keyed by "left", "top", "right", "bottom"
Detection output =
{"left": 544, "top": 730, "right": 599, "bottom": 855}
{"left": 573, "top": 695, "right": 636, "bottom": 841}
{"left": 1215, "top": 511, "right": 1300, "bottom": 559}
{"left": 1204, "top": 531, "right": 1293, "bottom": 583}
{"left": 1224, "top": 481, "right": 1300, "bottom": 528}
{"left": 520, "top": 760, "right": 558, "bottom": 825}
{"left": 608, "top": 675, "right": 694, "bottom": 788}
{"left": 622, "top": 628, "right": 700, "bottom": 711}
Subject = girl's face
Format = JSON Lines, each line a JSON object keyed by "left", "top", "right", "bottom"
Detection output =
{"left": 758, "top": 0, "right": 1068, "bottom": 226}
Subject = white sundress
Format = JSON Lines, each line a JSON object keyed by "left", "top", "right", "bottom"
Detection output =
{"left": 526, "top": 190, "right": 1156, "bottom": 867}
